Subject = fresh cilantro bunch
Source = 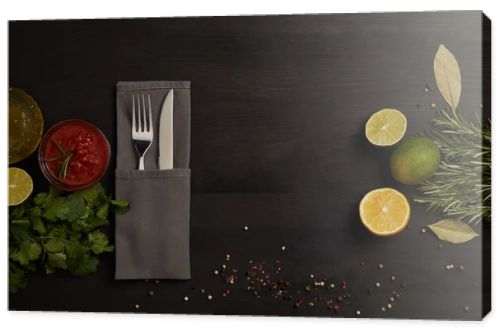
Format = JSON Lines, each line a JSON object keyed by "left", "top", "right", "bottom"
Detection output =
{"left": 9, "top": 183, "right": 128, "bottom": 292}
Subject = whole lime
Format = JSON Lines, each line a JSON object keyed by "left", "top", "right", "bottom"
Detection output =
{"left": 390, "top": 137, "right": 440, "bottom": 185}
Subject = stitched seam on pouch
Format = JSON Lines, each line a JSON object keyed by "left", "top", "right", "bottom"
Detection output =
{"left": 115, "top": 170, "right": 191, "bottom": 178}
{"left": 116, "top": 81, "right": 190, "bottom": 91}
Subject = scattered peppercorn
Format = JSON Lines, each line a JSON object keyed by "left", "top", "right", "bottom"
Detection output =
{"left": 294, "top": 299, "right": 304, "bottom": 308}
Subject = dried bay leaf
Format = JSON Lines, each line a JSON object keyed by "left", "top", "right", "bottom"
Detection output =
{"left": 433, "top": 44, "right": 461, "bottom": 110}
{"left": 428, "top": 219, "right": 478, "bottom": 244}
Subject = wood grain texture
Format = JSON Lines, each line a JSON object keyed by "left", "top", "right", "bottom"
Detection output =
{"left": 9, "top": 11, "right": 489, "bottom": 319}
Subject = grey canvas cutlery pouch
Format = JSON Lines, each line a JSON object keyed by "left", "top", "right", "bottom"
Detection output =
{"left": 115, "top": 81, "right": 191, "bottom": 279}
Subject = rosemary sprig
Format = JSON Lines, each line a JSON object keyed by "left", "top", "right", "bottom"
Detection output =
{"left": 59, "top": 153, "right": 73, "bottom": 179}
{"left": 46, "top": 139, "right": 74, "bottom": 180}
{"left": 414, "top": 108, "right": 491, "bottom": 224}
{"left": 51, "top": 139, "right": 66, "bottom": 154}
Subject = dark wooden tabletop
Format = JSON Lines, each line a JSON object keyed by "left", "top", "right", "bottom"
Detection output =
{"left": 9, "top": 11, "right": 490, "bottom": 320}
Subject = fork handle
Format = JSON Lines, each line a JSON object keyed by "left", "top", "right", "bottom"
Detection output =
{"left": 138, "top": 156, "right": 145, "bottom": 170}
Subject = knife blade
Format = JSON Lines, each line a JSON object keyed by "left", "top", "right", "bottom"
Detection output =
{"left": 158, "top": 89, "right": 174, "bottom": 169}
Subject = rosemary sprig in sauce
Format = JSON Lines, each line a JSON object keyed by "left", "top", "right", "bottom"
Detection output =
{"left": 46, "top": 139, "right": 75, "bottom": 180}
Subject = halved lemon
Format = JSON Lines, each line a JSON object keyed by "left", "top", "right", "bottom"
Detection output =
{"left": 9, "top": 167, "right": 33, "bottom": 206}
{"left": 359, "top": 187, "right": 410, "bottom": 236}
{"left": 365, "top": 108, "right": 407, "bottom": 146}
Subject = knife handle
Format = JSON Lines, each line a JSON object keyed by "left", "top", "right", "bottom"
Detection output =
{"left": 159, "top": 156, "right": 173, "bottom": 169}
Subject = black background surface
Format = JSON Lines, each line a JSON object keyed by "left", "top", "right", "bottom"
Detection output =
{"left": 9, "top": 11, "right": 489, "bottom": 319}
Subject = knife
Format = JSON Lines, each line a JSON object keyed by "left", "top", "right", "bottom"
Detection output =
{"left": 158, "top": 89, "right": 174, "bottom": 169}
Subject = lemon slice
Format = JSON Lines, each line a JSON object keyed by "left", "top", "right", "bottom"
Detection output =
{"left": 9, "top": 167, "right": 33, "bottom": 206}
{"left": 365, "top": 108, "right": 407, "bottom": 146}
{"left": 359, "top": 187, "right": 410, "bottom": 236}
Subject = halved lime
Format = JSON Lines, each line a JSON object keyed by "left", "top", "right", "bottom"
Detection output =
{"left": 365, "top": 108, "right": 407, "bottom": 146}
{"left": 9, "top": 167, "right": 33, "bottom": 206}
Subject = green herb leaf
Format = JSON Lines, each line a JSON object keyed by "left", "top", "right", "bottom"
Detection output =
{"left": 96, "top": 202, "right": 109, "bottom": 220}
{"left": 10, "top": 249, "right": 29, "bottom": 266}
{"left": 65, "top": 242, "right": 87, "bottom": 259}
{"left": 43, "top": 197, "right": 68, "bottom": 222}
{"left": 87, "top": 231, "right": 114, "bottom": 254}
{"left": 79, "top": 183, "right": 107, "bottom": 208}
{"left": 10, "top": 241, "right": 42, "bottom": 265}
{"left": 64, "top": 195, "right": 89, "bottom": 222}
{"left": 26, "top": 241, "right": 42, "bottom": 260}
{"left": 428, "top": 219, "right": 479, "bottom": 244}
{"left": 42, "top": 186, "right": 62, "bottom": 209}
{"left": 88, "top": 216, "right": 110, "bottom": 229}
{"left": 29, "top": 206, "right": 42, "bottom": 217}
{"left": 33, "top": 192, "right": 48, "bottom": 206}
{"left": 48, "top": 253, "right": 67, "bottom": 269}
{"left": 32, "top": 218, "right": 47, "bottom": 235}
{"left": 45, "top": 239, "right": 65, "bottom": 253}
{"left": 111, "top": 199, "right": 129, "bottom": 214}
{"left": 48, "top": 225, "right": 67, "bottom": 239}
{"left": 27, "top": 242, "right": 42, "bottom": 260}
{"left": 68, "top": 255, "right": 99, "bottom": 276}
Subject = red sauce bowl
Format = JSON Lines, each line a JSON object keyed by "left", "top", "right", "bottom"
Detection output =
{"left": 38, "top": 119, "right": 111, "bottom": 191}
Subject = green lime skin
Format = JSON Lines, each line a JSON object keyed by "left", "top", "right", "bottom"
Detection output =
{"left": 390, "top": 137, "right": 441, "bottom": 185}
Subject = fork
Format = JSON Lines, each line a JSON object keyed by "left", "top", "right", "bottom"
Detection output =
{"left": 132, "top": 94, "right": 153, "bottom": 170}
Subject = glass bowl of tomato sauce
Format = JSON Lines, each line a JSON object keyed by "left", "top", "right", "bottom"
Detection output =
{"left": 38, "top": 119, "right": 111, "bottom": 191}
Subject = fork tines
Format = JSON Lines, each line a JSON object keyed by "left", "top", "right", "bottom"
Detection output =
{"left": 132, "top": 94, "right": 153, "bottom": 134}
